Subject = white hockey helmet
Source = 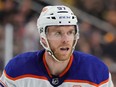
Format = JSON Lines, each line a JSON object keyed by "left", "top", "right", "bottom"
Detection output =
{"left": 37, "top": 5, "right": 79, "bottom": 62}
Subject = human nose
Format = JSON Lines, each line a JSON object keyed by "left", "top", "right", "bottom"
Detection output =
{"left": 61, "top": 33, "right": 69, "bottom": 43}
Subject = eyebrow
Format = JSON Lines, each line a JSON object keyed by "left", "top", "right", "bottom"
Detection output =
{"left": 46, "top": 26, "right": 75, "bottom": 33}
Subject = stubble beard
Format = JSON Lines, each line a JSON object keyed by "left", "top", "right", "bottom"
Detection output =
{"left": 51, "top": 46, "right": 73, "bottom": 61}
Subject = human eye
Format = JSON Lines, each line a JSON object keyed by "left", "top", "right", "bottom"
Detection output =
{"left": 68, "top": 30, "right": 75, "bottom": 35}
{"left": 55, "top": 31, "right": 61, "bottom": 36}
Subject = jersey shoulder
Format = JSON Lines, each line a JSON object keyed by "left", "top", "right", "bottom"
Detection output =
{"left": 72, "top": 51, "right": 109, "bottom": 84}
{"left": 73, "top": 51, "right": 108, "bottom": 69}
{"left": 5, "top": 50, "right": 45, "bottom": 78}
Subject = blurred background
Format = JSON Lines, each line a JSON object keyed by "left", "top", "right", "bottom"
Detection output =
{"left": 0, "top": 0, "right": 116, "bottom": 86}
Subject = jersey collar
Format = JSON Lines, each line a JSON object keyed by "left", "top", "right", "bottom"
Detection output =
{"left": 43, "top": 53, "right": 73, "bottom": 78}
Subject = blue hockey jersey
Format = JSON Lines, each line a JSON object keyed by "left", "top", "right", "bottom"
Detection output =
{"left": 0, "top": 50, "right": 114, "bottom": 87}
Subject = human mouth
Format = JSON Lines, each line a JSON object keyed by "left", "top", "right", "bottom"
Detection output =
{"left": 60, "top": 47, "right": 69, "bottom": 51}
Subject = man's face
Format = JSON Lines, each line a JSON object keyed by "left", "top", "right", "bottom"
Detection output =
{"left": 46, "top": 25, "right": 75, "bottom": 61}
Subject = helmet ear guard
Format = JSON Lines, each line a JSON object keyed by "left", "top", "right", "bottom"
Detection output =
{"left": 37, "top": 5, "right": 79, "bottom": 62}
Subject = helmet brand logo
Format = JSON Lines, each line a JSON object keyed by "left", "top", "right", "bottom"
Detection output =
{"left": 59, "top": 16, "right": 70, "bottom": 19}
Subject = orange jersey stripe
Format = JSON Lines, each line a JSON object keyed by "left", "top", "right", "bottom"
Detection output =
{"left": 64, "top": 79, "right": 109, "bottom": 86}
{"left": 4, "top": 70, "right": 48, "bottom": 81}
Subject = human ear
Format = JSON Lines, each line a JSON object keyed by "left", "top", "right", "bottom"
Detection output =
{"left": 40, "top": 37, "right": 47, "bottom": 47}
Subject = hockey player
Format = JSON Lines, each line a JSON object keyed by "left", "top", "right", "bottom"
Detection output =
{"left": 0, "top": 5, "right": 114, "bottom": 87}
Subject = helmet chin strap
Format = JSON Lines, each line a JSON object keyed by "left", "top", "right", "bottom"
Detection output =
{"left": 47, "top": 50, "right": 62, "bottom": 62}
{"left": 40, "top": 36, "right": 62, "bottom": 62}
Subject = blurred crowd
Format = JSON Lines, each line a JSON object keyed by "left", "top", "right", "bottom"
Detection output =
{"left": 0, "top": 0, "right": 116, "bottom": 86}
{"left": 0, "top": 0, "right": 40, "bottom": 73}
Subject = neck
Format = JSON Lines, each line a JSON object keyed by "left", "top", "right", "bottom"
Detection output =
{"left": 45, "top": 51, "right": 70, "bottom": 76}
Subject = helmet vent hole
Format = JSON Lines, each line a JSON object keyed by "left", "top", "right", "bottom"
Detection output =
{"left": 72, "top": 16, "right": 74, "bottom": 19}
{"left": 68, "top": 21, "right": 70, "bottom": 23}
{"left": 51, "top": 17, "right": 56, "bottom": 19}
{"left": 47, "top": 17, "right": 50, "bottom": 19}
{"left": 57, "top": 11, "right": 68, "bottom": 13}
{"left": 59, "top": 21, "right": 61, "bottom": 23}
{"left": 40, "top": 28, "right": 43, "bottom": 33}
